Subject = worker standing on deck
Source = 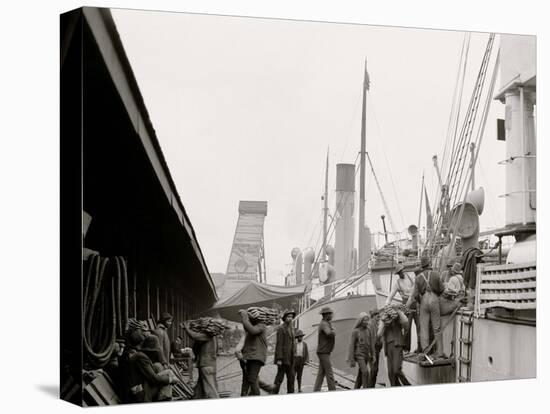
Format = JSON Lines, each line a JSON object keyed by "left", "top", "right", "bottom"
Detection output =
{"left": 385, "top": 265, "right": 421, "bottom": 353}
{"left": 313, "top": 307, "right": 336, "bottom": 392}
{"left": 293, "top": 330, "right": 309, "bottom": 393}
{"left": 440, "top": 262, "right": 466, "bottom": 316}
{"left": 239, "top": 309, "right": 268, "bottom": 396}
{"left": 271, "top": 309, "right": 296, "bottom": 394}
{"left": 153, "top": 312, "right": 173, "bottom": 366}
{"left": 348, "top": 312, "right": 376, "bottom": 389}
{"left": 377, "top": 309, "right": 410, "bottom": 386}
{"left": 406, "top": 256, "right": 446, "bottom": 359}
{"left": 182, "top": 321, "right": 220, "bottom": 399}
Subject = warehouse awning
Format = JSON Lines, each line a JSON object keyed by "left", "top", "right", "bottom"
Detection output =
{"left": 211, "top": 281, "right": 306, "bottom": 322}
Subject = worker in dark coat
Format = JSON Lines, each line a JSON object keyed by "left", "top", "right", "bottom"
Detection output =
{"left": 377, "top": 309, "right": 410, "bottom": 386}
{"left": 348, "top": 312, "right": 376, "bottom": 389}
{"left": 313, "top": 307, "right": 336, "bottom": 391}
{"left": 153, "top": 312, "right": 173, "bottom": 366}
{"left": 293, "top": 329, "right": 309, "bottom": 393}
{"left": 183, "top": 321, "right": 219, "bottom": 399}
{"left": 239, "top": 309, "right": 268, "bottom": 396}
{"left": 406, "top": 256, "right": 446, "bottom": 359}
{"left": 270, "top": 309, "right": 296, "bottom": 394}
{"left": 119, "top": 322, "right": 174, "bottom": 403}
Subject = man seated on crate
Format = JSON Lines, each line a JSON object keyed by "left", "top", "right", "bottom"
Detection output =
{"left": 182, "top": 321, "right": 220, "bottom": 399}
{"left": 119, "top": 319, "right": 176, "bottom": 404}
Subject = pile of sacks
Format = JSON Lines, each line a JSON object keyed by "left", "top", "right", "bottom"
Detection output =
{"left": 188, "top": 317, "right": 228, "bottom": 336}
{"left": 379, "top": 304, "right": 411, "bottom": 326}
{"left": 247, "top": 307, "right": 280, "bottom": 325}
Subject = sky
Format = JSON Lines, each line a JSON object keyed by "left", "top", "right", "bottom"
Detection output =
{"left": 111, "top": 9, "right": 508, "bottom": 284}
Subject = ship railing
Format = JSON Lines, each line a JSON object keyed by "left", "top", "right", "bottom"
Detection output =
{"left": 474, "top": 261, "right": 536, "bottom": 317}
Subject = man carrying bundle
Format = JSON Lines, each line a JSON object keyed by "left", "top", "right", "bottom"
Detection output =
{"left": 239, "top": 309, "right": 268, "bottom": 396}
{"left": 385, "top": 265, "right": 421, "bottom": 353}
{"left": 348, "top": 312, "right": 376, "bottom": 389}
{"left": 182, "top": 320, "right": 220, "bottom": 399}
{"left": 271, "top": 309, "right": 296, "bottom": 394}
{"left": 313, "top": 307, "right": 336, "bottom": 392}
{"left": 119, "top": 319, "right": 176, "bottom": 403}
{"left": 377, "top": 307, "right": 410, "bottom": 386}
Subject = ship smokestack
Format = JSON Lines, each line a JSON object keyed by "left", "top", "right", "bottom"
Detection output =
{"left": 335, "top": 164, "right": 355, "bottom": 280}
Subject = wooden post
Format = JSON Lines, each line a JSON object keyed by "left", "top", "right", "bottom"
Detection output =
{"left": 146, "top": 278, "right": 150, "bottom": 320}
{"left": 156, "top": 285, "right": 160, "bottom": 320}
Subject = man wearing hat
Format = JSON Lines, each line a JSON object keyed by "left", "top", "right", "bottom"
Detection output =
{"left": 119, "top": 320, "right": 175, "bottom": 403}
{"left": 313, "top": 307, "right": 336, "bottom": 391}
{"left": 385, "top": 265, "right": 421, "bottom": 353}
{"left": 406, "top": 256, "right": 446, "bottom": 359}
{"left": 348, "top": 312, "right": 375, "bottom": 389}
{"left": 153, "top": 312, "right": 174, "bottom": 366}
{"left": 270, "top": 309, "right": 296, "bottom": 394}
{"left": 440, "top": 262, "right": 466, "bottom": 316}
{"left": 293, "top": 329, "right": 309, "bottom": 393}
{"left": 183, "top": 321, "right": 220, "bottom": 399}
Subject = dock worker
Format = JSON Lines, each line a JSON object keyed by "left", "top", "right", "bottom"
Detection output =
{"left": 313, "top": 307, "right": 336, "bottom": 392}
{"left": 271, "top": 309, "right": 296, "bottom": 394}
{"left": 235, "top": 332, "right": 272, "bottom": 396}
{"left": 406, "top": 256, "right": 446, "bottom": 359}
{"left": 367, "top": 309, "right": 383, "bottom": 387}
{"left": 183, "top": 321, "right": 220, "bottom": 399}
{"left": 385, "top": 265, "right": 421, "bottom": 353}
{"left": 294, "top": 329, "right": 309, "bottom": 393}
{"left": 440, "top": 262, "right": 466, "bottom": 316}
{"left": 348, "top": 312, "right": 376, "bottom": 389}
{"left": 153, "top": 312, "right": 173, "bottom": 366}
{"left": 377, "top": 309, "right": 410, "bottom": 386}
{"left": 239, "top": 309, "right": 268, "bottom": 396}
{"left": 119, "top": 320, "right": 175, "bottom": 403}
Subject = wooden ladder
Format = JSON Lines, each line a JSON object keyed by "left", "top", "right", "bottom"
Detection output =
{"left": 457, "top": 311, "right": 474, "bottom": 382}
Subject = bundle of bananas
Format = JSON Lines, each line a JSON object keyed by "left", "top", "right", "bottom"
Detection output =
{"left": 379, "top": 304, "right": 411, "bottom": 326}
{"left": 246, "top": 307, "right": 280, "bottom": 325}
{"left": 188, "top": 317, "right": 228, "bottom": 336}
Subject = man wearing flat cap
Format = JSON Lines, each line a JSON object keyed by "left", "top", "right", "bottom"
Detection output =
{"left": 313, "top": 307, "right": 336, "bottom": 391}
{"left": 153, "top": 312, "right": 174, "bottom": 366}
{"left": 271, "top": 309, "right": 296, "bottom": 394}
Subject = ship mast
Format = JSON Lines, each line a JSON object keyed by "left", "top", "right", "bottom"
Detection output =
{"left": 358, "top": 59, "right": 370, "bottom": 270}
{"left": 322, "top": 148, "right": 329, "bottom": 260}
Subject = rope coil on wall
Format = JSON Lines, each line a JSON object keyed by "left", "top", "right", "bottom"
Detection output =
{"left": 83, "top": 253, "right": 129, "bottom": 368}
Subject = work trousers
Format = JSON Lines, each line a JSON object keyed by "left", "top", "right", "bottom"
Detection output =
{"left": 194, "top": 366, "right": 219, "bottom": 399}
{"left": 403, "top": 298, "right": 421, "bottom": 352}
{"left": 440, "top": 296, "right": 463, "bottom": 316}
{"left": 353, "top": 358, "right": 370, "bottom": 389}
{"left": 294, "top": 356, "right": 305, "bottom": 392}
{"left": 420, "top": 292, "right": 441, "bottom": 352}
{"left": 241, "top": 360, "right": 263, "bottom": 396}
{"left": 385, "top": 342, "right": 410, "bottom": 386}
{"left": 313, "top": 353, "right": 336, "bottom": 391}
{"left": 273, "top": 363, "right": 295, "bottom": 394}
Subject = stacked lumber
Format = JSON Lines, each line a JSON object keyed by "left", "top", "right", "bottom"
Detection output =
{"left": 379, "top": 304, "right": 411, "bottom": 326}
{"left": 188, "top": 317, "right": 228, "bottom": 336}
{"left": 246, "top": 307, "right": 280, "bottom": 325}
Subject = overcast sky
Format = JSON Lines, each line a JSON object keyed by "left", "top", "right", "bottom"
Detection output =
{"left": 111, "top": 9, "right": 507, "bottom": 284}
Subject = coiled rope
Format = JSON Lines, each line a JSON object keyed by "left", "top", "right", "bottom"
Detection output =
{"left": 83, "top": 253, "right": 129, "bottom": 368}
